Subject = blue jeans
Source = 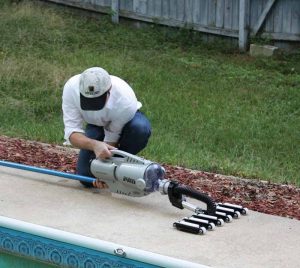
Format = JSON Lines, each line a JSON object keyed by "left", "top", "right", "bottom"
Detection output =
{"left": 77, "top": 111, "right": 151, "bottom": 187}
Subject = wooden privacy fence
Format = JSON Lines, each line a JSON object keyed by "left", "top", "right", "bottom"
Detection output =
{"left": 45, "top": 0, "right": 300, "bottom": 51}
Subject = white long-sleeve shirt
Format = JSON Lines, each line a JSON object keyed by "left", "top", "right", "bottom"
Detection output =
{"left": 62, "top": 74, "right": 142, "bottom": 143}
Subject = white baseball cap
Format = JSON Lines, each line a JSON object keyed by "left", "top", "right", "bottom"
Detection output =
{"left": 79, "top": 67, "right": 112, "bottom": 110}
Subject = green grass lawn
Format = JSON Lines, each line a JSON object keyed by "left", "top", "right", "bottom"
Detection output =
{"left": 0, "top": 1, "right": 299, "bottom": 185}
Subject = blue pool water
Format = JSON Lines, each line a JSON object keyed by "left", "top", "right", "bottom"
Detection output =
{"left": 0, "top": 251, "right": 57, "bottom": 267}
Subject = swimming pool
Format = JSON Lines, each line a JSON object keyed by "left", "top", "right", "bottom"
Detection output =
{"left": 0, "top": 216, "right": 205, "bottom": 268}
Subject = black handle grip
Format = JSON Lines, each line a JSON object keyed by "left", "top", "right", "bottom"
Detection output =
{"left": 175, "top": 185, "right": 216, "bottom": 214}
{"left": 167, "top": 181, "right": 216, "bottom": 215}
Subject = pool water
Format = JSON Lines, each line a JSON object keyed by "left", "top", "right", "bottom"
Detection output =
{"left": 0, "top": 251, "right": 57, "bottom": 268}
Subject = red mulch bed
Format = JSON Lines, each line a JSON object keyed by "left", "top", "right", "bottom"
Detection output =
{"left": 0, "top": 135, "right": 299, "bottom": 220}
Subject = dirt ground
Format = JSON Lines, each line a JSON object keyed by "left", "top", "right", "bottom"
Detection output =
{"left": 0, "top": 135, "right": 299, "bottom": 220}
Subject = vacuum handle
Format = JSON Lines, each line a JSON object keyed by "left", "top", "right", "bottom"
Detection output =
{"left": 110, "top": 149, "right": 132, "bottom": 158}
{"left": 109, "top": 150, "right": 150, "bottom": 165}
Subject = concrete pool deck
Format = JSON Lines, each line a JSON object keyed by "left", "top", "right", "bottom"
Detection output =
{"left": 0, "top": 165, "right": 299, "bottom": 268}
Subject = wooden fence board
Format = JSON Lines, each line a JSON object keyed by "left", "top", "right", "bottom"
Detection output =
{"left": 224, "top": 0, "right": 233, "bottom": 29}
{"left": 282, "top": 0, "right": 292, "bottom": 33}
{"left": 169, "top": 1, "right": 176, "bottom": 20}
{"left": 216, "top": 0, "right": 225, "bottom": 28}
{"left": 199, "top": 0, "right": 208, "bottom": 25}
{"left": 161, "top": 0, "right": 169, "bottom": 18}
{"left": 185, "top": 0, "right": 194, "bottom": 24}
{"left": 273, "top": 0, "right": 283, "bottom": 33}
{"left": 291, "top": 0, "right": 300, "bottom": 34}
{"left": 147, "top": 0, "right": 154, "bottom": 17}
{"left": 176, "top": 0, "right": 185, "bottom": 21}
{"left": 207, "top": 0, "right": 216, "bottom": 27}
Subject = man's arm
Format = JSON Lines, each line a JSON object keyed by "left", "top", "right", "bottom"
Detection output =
{"left": 69, "top": 132, "right": 116, "bottom": 159}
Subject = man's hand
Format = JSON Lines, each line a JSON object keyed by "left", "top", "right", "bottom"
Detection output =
{"left": 69, "top": 133, "right": 116, "bottom": 189}
{"left": 93, "top": 179, "right": 108, "bottom": 189}
{"left": 91, "top": 142, "right": 115, "bottom": 189}
{"left": 69, "top": 133, "right": 116, "bottom": 160}
{"left": 92, "top": 140, "right": 116, "bottom": 159}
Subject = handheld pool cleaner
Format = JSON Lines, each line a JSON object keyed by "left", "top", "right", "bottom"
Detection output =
{"left": 90, "top": 150, "right": 216, "bottom": 210}
{"left": 91, "top": 150, "right": 249, "bottom": 234}
{"left": 0, "top": 150, "right": 248, "bottom": 235}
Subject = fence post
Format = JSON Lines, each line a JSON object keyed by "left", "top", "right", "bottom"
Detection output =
{"left": 111, "top": 0, "right": 119, "bottom": 23}
{"left": 239, "top": 0, "right": 249, "bottom": 51}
